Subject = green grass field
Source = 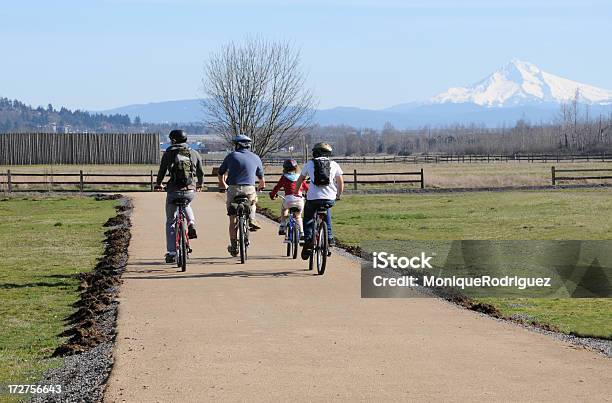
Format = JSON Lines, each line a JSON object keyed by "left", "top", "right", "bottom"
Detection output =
{"left": 0, "top": 196, "right": 117, "bottom": 398}
{"left": 259, "top": 189, "right": 612, "bottom": 338}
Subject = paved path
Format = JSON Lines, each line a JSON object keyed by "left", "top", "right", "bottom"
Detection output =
{"left": 105, "top": 193, "right": 611, "bottom": 402}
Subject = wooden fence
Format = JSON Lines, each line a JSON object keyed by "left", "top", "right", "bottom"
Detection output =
{"left": 0, "top": 168, "right": 424, "bottom": 192}
{"left": 347, "top": 169, "right": 424, "bottom": 190}
{"left": 551, "top": 166, "right": 612, "bottom": 185}
{"left": 201, "top": 153, "right": 611, "bottom": 166}
{"left": 0, "top": 132, "right": 160, "bottom": 165}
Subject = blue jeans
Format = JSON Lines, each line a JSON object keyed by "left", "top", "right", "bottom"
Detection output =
{"left": 165, "top": 190, "right": 195, "bottom": 253}
{"left": 303, "top": 199, "right": 334, "bottom": 242}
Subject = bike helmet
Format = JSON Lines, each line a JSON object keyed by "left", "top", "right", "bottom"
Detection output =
{"left": 169, "top": 129, "right": 187, "bottom": 143}
{"left": 232, "top": 134, "right": 252, "bottom": 149}
{"left": 312, "top": 142, "right": 333, "bottom": 158}
{"left": 282, "top": 159, "right": 298, "bottom": 171}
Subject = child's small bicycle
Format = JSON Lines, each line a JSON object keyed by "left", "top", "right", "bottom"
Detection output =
{"left": 278, "top": 195, "right": 300, "bottom": 259}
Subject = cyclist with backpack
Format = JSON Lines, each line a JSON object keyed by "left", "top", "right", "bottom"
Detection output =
{"left": 296, "top": 143, "right": 344, "bottom": 260}
{"left": 217, "top": 134, "right": 265, "bottom": 257}
{"left": 269, "top": 159, "right": 309, "bottom": 237}
{"left": 154, "top": 129, "right": 204, "bottom": 263}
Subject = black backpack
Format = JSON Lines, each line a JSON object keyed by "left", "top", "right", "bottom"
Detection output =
{"left": 312, "top": 158, "right": 331, "bottom": 186}
{"left": 170, "top": 148, "right": 195, "bottom": 188}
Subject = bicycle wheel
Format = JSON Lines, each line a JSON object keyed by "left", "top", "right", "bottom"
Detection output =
{"left": 316, "top": 221, "right": 328, "bottom": 275}
{"left": 175, "top": 221, "right": 182, "bottom": 269}
{"left": 292, "top": 222, "right": 299, "bottom": 259}
{"left": 308, "top": 221, "right": 316, "bottom": 271}
{"left": 244, "top": 216, "right": 246, "bottom": 260}
{"left": 286, "top": 221, "right": 291, "bottom": 257}
{"left": 238, "top": 215, "right": 246, "bottom": 264}
{"left": 179, "top": 221, "right": 187, "bottom": 272}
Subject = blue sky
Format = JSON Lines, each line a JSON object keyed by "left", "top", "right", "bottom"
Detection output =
{"left": 1, "top": 0, "right": 611, "bottom": 110}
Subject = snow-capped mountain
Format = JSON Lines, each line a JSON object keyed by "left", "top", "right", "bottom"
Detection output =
{"left": 429, "top": 59, "right": 612, "bottom": 107}
{"left": 102, "top": 59, "right": 612, "bottom": 128}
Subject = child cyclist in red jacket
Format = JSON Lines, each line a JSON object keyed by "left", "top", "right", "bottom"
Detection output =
{"left": 269, "top": 159, "right": 309, "bottom": 238}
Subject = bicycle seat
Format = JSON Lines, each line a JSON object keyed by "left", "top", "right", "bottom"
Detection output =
{"left": 172, "top": 198, "right": 190, "bottom": 206}
{"left": 233, "top": 195, "right": 250, "bottom": 204}
{"left": 315, "top": 203, "right": 334, "bottom": 212}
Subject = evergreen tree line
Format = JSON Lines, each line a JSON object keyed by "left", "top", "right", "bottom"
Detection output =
{"left": 306, "top": 105, "right": 612, "bottom": 156}
{"left": 0, "top": 98, "right": 132, "bottom": 132}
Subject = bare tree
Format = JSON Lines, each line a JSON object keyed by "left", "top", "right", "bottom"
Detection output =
{"left": 201, "top": 38, "right": 316, "bottom": 157}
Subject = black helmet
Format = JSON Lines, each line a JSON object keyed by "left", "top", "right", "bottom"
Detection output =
{"left": 169, "top": 129, "right": 187, "bottom": 143}
{"left": 312, "top": 142, "right": 332, "bottom": 158}
{"left": 282, "top": 159, "right": 298, "bottom": 171}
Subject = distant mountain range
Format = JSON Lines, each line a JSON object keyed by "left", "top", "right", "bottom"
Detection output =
{"left": 101, "top": 60, "right": 612, "bottom": 128}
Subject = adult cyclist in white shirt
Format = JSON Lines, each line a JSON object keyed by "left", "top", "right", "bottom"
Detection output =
{"left": 295, "top": 142, "right": 344, "bottom": 260}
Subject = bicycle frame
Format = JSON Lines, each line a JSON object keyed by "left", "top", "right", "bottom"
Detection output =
{"left": 309, "top": 207, "right": 330, "bottom": 274}
{"left": 234, "top": 200, "right": 250, "bottom": 263}
{"left": 174, "top": 205, "right": 188, "bottom": 248}
{"left": 278, "top": 195, "right": 302, "bottom": 259}
{"left": 174, "top": 204, "right": 190, "bottom": 271}
{"left": 313, "top": 211, "right": 326, "bottom": 246}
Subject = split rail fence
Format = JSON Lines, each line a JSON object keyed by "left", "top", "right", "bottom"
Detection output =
{"left": 551, "top": 166, "right": 612, "bottom": 185}
{"left": 0, "top": 169, "right": 424, "bottom": 192}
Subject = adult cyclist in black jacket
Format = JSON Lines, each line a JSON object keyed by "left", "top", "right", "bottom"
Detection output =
{"left": 154, "top": 129, "right": 204, "bottom": 263}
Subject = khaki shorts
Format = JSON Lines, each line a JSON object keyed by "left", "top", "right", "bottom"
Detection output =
{"left": 226, "top": 185, "right": 257, "bottom": 215}
{"left": 282, "top": 195, "right": 305, "bottom": 211}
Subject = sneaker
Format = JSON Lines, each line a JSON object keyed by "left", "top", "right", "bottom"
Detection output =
{"left": 250, "top": 220, "right": 262, "bottom": 231}
{"left": 165, "top": 253, "right": 176, "bottom": 264}
{"left": 301, "top": 241, "right": 313, "bottom": 260}
{"left": 328, "top": 238, "right": 336, "bottom": 247}
{"left": 188, "top": 224, "right": 197, "bottom": 239}
{"left": 278, "top": 224, "right": 285, "bottom": 236}
{"left": 227, "top": 242, "right": 238, "bottom": 257}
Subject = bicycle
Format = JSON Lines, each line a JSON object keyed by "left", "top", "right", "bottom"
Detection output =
{"left": 172, "top": 197, "right": 191, "bottom": 272}
{"left": 308, "top": 202, "right": 334, "bottom": 275}
{"left": 278, "top": 195, "right": 301, "bottom": 259}
{"left": 232, "top": 195, "right": 251, "bottom": 264}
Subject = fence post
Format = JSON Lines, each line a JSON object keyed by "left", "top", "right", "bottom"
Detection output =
{"left": 353, "top": 169, "right": 358, "bottom": 191}
{"left": 551, "top": 166, "right": 556, "bottom": 186}
{"left": 7, "top": 170, "right": 12, "bottom": 193}
{"left": 150, "top": 170, "right": 154, "bottom": 192}
{"left": 79, "top": 170, "right": 84, "bottom": 193}
{"left": 420, "top": 168, "right": 424, "bottom": 189}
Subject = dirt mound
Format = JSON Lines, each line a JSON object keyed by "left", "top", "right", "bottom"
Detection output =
{"left": 52, "top": 198, "right": 132, "bottom": 357}
{"left": 93, "top": 193, "right": 124, "bottom": 201}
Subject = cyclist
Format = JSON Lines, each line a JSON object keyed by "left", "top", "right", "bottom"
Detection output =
{"left": 217, "top": 134, "right": 265, "bottom": 257}
{"left": 154, "top": 129, "right": 204, "bottom": 263}
{"left": 296, "top": 142, "right": 344, "bottom": 260}
{"left": 269, "top": 159, "right": 309, "bottom": 238}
